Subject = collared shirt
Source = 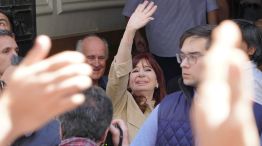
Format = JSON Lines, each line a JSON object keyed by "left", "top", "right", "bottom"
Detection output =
{"left": 59, "top": 137, "right": 97, "bottom": 146}
{"left": 123, "top": 0, "right": 218, "bottom": 57}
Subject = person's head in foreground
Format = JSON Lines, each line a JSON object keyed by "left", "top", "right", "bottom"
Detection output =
{"left": 59, "top": 86, "right": 113, "bottom": 146}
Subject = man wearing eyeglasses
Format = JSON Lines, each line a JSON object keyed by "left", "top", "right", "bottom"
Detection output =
{"left": 132, "top": 23, "right": 262, "bottom": 146}
{"left": 131, "top": 25, "right": 215, "bottom": 146}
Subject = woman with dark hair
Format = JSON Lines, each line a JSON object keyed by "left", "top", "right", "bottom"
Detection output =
{"left": 106, "top": 1, "right": 166, "bottom": 141}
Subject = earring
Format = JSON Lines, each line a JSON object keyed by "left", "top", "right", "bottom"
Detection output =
{"left": 156, "top": 83, "right": 159, "bottom": 89}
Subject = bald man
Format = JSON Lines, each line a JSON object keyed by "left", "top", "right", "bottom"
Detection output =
{"left": 77, "top": 35, "right": 108, "bottom": 89}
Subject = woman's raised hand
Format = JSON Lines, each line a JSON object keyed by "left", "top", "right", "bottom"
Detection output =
{"left": 127, "top": 1, "right": 157, "bottom": 31}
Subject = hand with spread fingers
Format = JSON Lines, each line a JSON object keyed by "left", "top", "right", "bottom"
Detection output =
{"left": 0, "top": 35, "right": 92, "bottom": 146}
{"left": 192, "top": 21, "right": 260, "bottom": 146}
{"left": 126, "top": 1, "right": 157, "bottom": 31}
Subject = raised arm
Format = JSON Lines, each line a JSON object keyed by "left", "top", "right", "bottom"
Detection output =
{"left": 115, "top": 1, "right": 157, "bottom": 64}
{"left": 106, "top": 1, "right": 157, "bottom": 113}
{"left": 192, "top": 21, "right": 259, "bottom": 146}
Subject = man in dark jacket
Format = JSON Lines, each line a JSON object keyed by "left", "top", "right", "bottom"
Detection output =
{"left": 131, "top": 24, "right": 262, "bottom": 146}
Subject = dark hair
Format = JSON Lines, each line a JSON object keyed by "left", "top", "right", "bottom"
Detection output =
{"left": 59, "top": 86, "right": 113, "bottom": 142}
{"left": 179, "top": 25, "right": 216, "bottom": 50}
{"left": 131, "top": 53, "right": 166, "bottom": 109}
{"left": 233, "top": 19, "right": 262, "bottom": 66}
{"left": 0, "top": 10, "right": 13, "bottom": 31}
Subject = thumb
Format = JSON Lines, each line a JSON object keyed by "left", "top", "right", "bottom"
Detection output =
{"left": 21, "top": 35, "right": 51, "bottom": 66}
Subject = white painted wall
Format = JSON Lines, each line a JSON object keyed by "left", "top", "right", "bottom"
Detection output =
{"left": 36, "top": 0, "right": 126, "bottom": 38}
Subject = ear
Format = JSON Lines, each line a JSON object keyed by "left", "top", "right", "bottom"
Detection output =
{"left": 247, "top": 47, "right": 256, "bottom": 56}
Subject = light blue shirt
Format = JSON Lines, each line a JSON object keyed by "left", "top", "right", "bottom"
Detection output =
{"left": 131, "top": 105, "right": 159, "bottom": 146}
{"left": 250, "top": 62, "right": 262, "bottom": 105}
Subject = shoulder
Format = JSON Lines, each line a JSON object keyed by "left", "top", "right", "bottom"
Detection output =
{"left": 158, "top": 91, "right": 184, "bottom": 114}
{"left": 161, "top": 91, "right": 184, "bottom": 104}
{"left": 14, "top": 120, "right": 61, "bottom": 146}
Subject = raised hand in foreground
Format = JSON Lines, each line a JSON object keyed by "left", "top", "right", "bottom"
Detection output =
{"left": 0, "top": 35, "right": 92, "bottom": 146}
{"left": 192, "top": 21, "right": 259, "bottom": 146}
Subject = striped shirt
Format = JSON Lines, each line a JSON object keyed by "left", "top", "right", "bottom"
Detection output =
{"left": 123, "top": 0, "right": 218, "bottom": 57}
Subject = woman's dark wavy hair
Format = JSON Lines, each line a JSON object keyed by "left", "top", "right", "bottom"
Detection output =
{"left": 131, "top": 53, "right": 166, "bottom": 107}
{"left": 233, "top": 19, "right": 262, "bottom": 66}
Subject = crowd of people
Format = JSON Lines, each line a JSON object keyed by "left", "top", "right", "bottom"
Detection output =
{"left": 0, "top": 0, "right": 262, "bottom": 146}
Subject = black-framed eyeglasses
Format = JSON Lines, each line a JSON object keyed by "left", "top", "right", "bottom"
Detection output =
{"left": 176, "top": 53, "right": 204, "bottom": 65}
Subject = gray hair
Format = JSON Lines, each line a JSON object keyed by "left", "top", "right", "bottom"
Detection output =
{"left": 59, "top": 86, "right": 113, "bottom": 142}
{"left": 76, "top": 34, "right": 109, "bottom": 59}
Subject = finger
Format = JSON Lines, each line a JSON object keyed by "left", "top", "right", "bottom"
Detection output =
{"left": 202, "top": 21, "right": 243, "bottom": 95}
{"left": 195, "top": 20, "right": 246, "bottom": 125}
{"left": 228, "top": 64, "right": 241, "bottom": 105}
{"left": 145, "top": 5, "right": 157, "bottom": 18}
{"left": 28, "top": 51, "right": 86, "bottom": 74}
{"left": 141, "top": 17, "right": 155, "bottom": 27}
{"left": 147, "top": 17, "right": 155, "bottom": 22}
{"left": 52, "top": 94, "right": 85, "bottom": 116}
{"left": 21, "top": 35, "right": 51, "bottom": 66}
{"left": 228, "top": 51, "right": 252, "bottom": 104}
{"left": 38, "top": 63, "right": 92, "bottom": 84}
{"left": 211, "top": 20, "right": 242, "bottom": 54}
{"left": 49, "top": 75, "right": 92, "bottom": 98}
{"left": 109, "top": 124, "right": 120, "bottom": 134}
{"left": 142, "top": 1, "right": 155, "bottom": 14}
{"left": 111, "top": 119, "right": 128, "bottom": 132}
{"left": 208, "top": 20, "right": 248, "bottom": 102}
{"left": 136, "top": 0, "right": 149, "bottom": 12}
